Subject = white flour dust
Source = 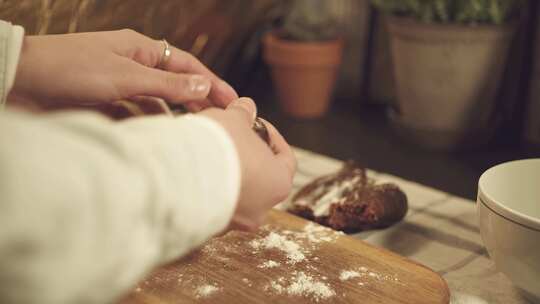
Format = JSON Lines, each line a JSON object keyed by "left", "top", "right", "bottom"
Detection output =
{"left": 258, "top": 260, "right": 281, "bottom": 268}
{"left": 339, "top": 270, "right": 361, "bottom": 281}
{"left": 250, "top": 232, "right": 306, "bottom": 264}
{"left": 268, "top": 271, "right": 335, "bottom": 301}
{"left": 195, "top": 284, "right": 220, "bottom": 298}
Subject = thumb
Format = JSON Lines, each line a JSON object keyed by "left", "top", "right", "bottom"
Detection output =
{"left": 225, "top": 97, "right": 257, "bottom": 125}
{"left": 122, "top": 64, "right": 212, "bottom": 102}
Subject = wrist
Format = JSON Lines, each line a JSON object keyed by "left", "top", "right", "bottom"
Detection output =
{"left": 1, "top": 22, "right": 25, "bottom": 107}
{"left": 7, "top": 37, "right": 41, "bottom": 109}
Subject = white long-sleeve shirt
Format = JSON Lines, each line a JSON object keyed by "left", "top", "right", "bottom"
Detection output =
{"left": 0, "top": 21, "right": 241, "bottom": 304}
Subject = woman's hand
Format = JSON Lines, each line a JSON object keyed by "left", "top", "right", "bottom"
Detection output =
{"left": 8, "top": 29, "right": 238, "bottom": 111}
{"left": 200, "top": 98, "right": 297, "bottom": 231}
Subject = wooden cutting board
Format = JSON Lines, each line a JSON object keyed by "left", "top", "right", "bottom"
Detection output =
{"left": 121, "top": 210, "right": 450, "bottom": 304}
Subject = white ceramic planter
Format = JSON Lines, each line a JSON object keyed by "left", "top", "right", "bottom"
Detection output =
{"left": 386, "top": 16, "right": 516, "bottom": 150}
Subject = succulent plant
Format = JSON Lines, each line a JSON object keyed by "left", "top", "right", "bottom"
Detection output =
{"left": 279, "top": 0, "right": 340, "bottom": 42}
{"left": 371, "top": 0, "right": 523, "bottom": 25}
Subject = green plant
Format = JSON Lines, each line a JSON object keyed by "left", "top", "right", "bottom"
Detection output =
{"left": 371, "top": 0, "right": 522, "bottom": 25}
{"left": 279, "top": 0, "right": 340, "bottom": 41}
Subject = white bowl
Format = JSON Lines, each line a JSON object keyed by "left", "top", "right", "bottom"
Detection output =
{"left": 477, "top": 159, "right": 540, "bottom": 302}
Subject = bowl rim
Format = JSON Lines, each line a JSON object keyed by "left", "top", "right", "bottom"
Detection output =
{"left": 478, "top": 159, "right": 540, "bottom": 231}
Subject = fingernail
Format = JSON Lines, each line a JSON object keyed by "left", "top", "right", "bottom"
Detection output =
{"left": 229, "top": 98, "right": 242, "bottom": 108}
{"left": 230, "top": 98, "right": 256, "bottom": 121}
{"left": 189, "top": 75, "right": 211, "bottom": 94}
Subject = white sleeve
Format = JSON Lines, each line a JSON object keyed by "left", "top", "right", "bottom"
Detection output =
{"left": 0, "top": 20, "right": 24, "bottom": 108}
{"left": 0, "top": 110, "right": 240, "bottom": 304}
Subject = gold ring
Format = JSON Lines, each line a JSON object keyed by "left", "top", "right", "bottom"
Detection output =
{"left": 158, "top": 39, "right": 171, "bottom": 69}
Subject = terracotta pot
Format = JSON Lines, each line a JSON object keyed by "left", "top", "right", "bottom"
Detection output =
{"left": 386, "top": 16, "right": 516, "bottom": 150}
{"left": 263, "top": 32, "right": 343, "bottom": 118}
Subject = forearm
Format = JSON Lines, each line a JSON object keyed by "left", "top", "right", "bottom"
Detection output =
{"left": 0, "top": 110, "right": 240, "bottom": 304}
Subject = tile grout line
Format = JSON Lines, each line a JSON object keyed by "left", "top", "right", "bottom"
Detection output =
{"left": 438, "top": 248, "right": 487, "bottom": 276}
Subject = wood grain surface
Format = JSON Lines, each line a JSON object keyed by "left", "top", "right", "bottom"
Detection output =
{"left": 120, "top": 210, "right": 450, "bottom": 304}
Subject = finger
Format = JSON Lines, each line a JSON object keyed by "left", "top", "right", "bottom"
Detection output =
{"left": 128, "top": 96, "right": 173, "bottom": 116}
{"left": 185, "top": 102, "right": 202, "bottom": 113}
{"left": 227, "top": 216, "right": 262, "bottom": 232}
{"left": 259, "top": 118, "right": 297, "bottom": 179}
{"left": 225, "top": 97, "right": 257, "bottom": 125}
{"left": 192, "top": 98, "right": 212, "bottom": 110}
{"left": 161, "top": 45, "right": 238, "bottom": 107}
{"left": 120, "top": 63, "right": 212, "bottom": 102}
{"left": 118, "top": 31, "right": 238, "bottom": 106}
{"left": 183, "top": 99, "right": 212, "bottom": 113}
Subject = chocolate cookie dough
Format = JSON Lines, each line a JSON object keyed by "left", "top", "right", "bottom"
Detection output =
{"left": 288, "top": 162, "right": 408, "bottom": 233}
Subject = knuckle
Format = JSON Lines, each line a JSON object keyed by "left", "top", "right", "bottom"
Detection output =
{"left": 130, "top": 45, "right": 146, "bottom": 63}
{"left": 119, "top": 28, "right": 138, "bottom": 37}
{"left": 183, "top": 54, "right": 198, "bottom": 70}
{"left": 163, "top": 74, "right": 209, "bottom": 100}
{"left": 165, "top": 74, "right": 183, "bottom": 91}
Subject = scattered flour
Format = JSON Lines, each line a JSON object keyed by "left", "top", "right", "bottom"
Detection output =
{"left": 354, "top": 266, "right": 402, "bottom": 284}
{"left": 368, "top": 272, "right": 381, "bottom": 279}
{"left": 339, "top": 266, "right": 401, "bottom": 285}
{"left": 261, "top": 222, "right": 341, "bottom": 248}
{"left": 268, "top": 271, "right": 335, "bottom": 301}
{"left": 177, "top": 273, "right": 185, "bottom": 283}
{"left": 303, "top": 222, "right": 328, "bottom": 233}
{"left": 216, "top": 256, "right": 230, "bottom": 263}
{"left": 270, "top": 281, "right": 284, "bottom": 293}
{"left": 186, "top": 224, "right": 404, "bottom": 301}
{"left": 195, "top": 284, "right": 220, "bottom": 298}
{"left": 242, "top": 278, "right": 253, "bottom": 287}
{"left": 202, "top": 244, "right": 217, "bottom": 254}
{"left": 300, "top": 222, "right": 342, "bottom": 243}
{"left": 258, "top": 260, "right": 280, "bottom": 268}
{"left": 339, "top": 270, "right": 361, "bottom": 281}
{"left": 250, "top": 232, "right": 306, "bottom": 264}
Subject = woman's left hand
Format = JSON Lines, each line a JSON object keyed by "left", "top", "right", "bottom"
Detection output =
{"left": 8, "top": 29, "right": 238, "bottom": 111}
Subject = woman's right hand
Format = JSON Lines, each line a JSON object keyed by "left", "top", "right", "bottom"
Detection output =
{"left": 199, "top": 98, "right": 296, "bottom": 231}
